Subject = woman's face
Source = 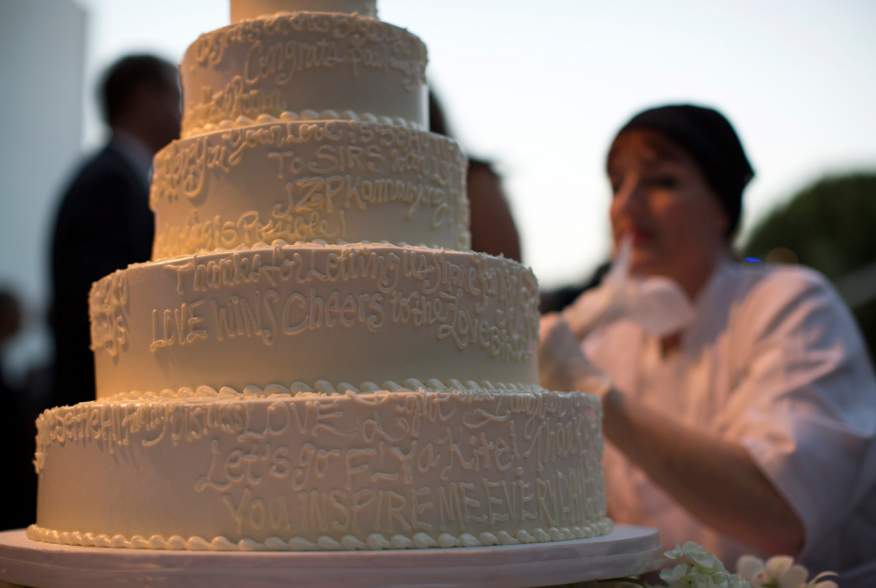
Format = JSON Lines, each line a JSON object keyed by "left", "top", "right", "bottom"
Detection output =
{"left": 607, "top": 130, "right": 728, "bottom": 285}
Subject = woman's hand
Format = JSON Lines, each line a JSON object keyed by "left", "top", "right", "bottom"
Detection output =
{"left": 538, "top": 313, "right": 611, "bottom": 396}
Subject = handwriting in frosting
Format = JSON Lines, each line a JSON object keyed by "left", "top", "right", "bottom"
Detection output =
{"left": 34, "top": 390, "right": 604, "bottom": 537}
{"left": 144, "top": 247, "right": 536, "bottom": 361}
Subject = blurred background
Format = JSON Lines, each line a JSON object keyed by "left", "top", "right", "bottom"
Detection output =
{"left": 0, "top": 0, "right": 874, "bottom": 448}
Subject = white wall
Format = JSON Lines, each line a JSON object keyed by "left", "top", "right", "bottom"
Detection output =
{"left": 0, "top": 0, "right": 87, "bottom": 377}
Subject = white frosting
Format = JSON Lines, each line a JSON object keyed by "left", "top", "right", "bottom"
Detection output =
{"left": 150, "top": 119, "right": 470, "bottom": 260}
{"left": 33, "top": 387, "right": 610, "bottom": 549}
{"left": 180, "top": 12, "right": 427, "bottom": 138}
{"left": 231, "top": 0, "right": 378, "bottom": 22}
{"left": 89, "top": 243, "right": 539, "bottom": 400}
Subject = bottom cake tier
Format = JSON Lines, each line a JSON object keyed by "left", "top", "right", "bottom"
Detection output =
{"left": 29, "top": 382, "right": 612, "bottom": 550}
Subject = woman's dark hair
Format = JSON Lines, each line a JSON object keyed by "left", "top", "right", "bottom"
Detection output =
{"left": 609, "top": 104, "right": 755, "bottom": 239}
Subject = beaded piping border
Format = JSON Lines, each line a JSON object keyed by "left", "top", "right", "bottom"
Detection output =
{"left": 27, "top": 518, "right": 614, "bottom": 551}
{"left": 91, "top": 379, "right": 602, "bottom": 405}
{"left": 182, "top": 109, "right": 426, "bottom": 139}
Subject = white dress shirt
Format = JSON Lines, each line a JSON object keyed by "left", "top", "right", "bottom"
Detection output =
{"left": 579, "top": 259, "right": 876, "bottom": 584}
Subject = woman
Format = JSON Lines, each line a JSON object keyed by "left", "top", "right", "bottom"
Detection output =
{"left": 539, "top": 104, "right": 876, "bottom": 583}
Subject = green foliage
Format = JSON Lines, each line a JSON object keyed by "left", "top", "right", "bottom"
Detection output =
{"left": 742, "top": 171, "right": 876, "bottom": 362}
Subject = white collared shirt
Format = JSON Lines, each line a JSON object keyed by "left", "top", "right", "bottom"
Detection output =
{"left": 580, "top": 259, "right": 876, "bottom": 583}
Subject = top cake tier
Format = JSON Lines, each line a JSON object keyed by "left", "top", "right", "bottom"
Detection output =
{"left": 180, "top": 9, "right": 426, "bottom": 138}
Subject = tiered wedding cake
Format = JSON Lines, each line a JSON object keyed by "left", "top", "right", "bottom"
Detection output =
{"left": 28, "top": 0, "right": 612, "bottom": 551}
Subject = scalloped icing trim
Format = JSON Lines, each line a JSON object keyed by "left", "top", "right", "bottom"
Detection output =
{"left": 27, "top": 518, "right": 613, "bottom": 551}
{"left": 152, "top": 235, "right": 475, "bottom": 265}
{"left": 87, "top": 379, "right": 602, "bottom": 409}
{"left": 118, "top": 239, "right": 515, "bottom": 279}
{"left": 183, "top": 109, "right": 425, "bottom": 140}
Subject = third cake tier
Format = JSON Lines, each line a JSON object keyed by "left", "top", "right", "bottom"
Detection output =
{"left": 91, "top": 243, "right": 539, "bottom": 400}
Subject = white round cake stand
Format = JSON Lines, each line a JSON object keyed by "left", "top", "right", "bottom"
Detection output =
{"left": 0, "top": 525, "right": 660, "bottom": 588}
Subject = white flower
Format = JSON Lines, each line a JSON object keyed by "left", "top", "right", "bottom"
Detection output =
{"left": 735, "top": 555, "right": 838, "bottom": 588}
{"left": 737, "top": 555, "right": 766, "bottom": 584}
{"left": 660, "top": 542, "right": 751, "bottom": 588}
{"left": 661, "top": 563, "right": 691, "bottom": 584}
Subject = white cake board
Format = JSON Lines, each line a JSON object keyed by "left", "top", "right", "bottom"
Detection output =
{"left": 0, "top": 525, "right": 660, "bottom": 588}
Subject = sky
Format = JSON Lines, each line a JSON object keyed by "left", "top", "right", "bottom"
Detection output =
{"left": 74, "top": 0, "right": 876, "bottom": 287}
{"left": 2, "top": 0, "right": 875, "bottom": 374}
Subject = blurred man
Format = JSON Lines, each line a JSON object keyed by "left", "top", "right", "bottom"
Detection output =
{"left": 0, "top": 287, "right": 33, "bottom": 530}
{"left": 48, "top": 54, "right": 180, "bottom": 408}
{"left": 428, "top": 90, "right": 522, "bottom": 262}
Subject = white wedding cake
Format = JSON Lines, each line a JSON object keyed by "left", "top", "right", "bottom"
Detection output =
{"left": 28, "top": 0, "right": 612, "bottom": 551}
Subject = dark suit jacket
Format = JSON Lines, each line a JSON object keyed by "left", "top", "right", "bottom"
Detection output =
{"left": 48, "top": 141, "right": 153, "bottom": 408}
{"left": 1, "top": 370, "right": 38, "bottom": 530}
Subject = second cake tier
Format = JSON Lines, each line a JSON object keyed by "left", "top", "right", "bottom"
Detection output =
{"left": 150, "top": 120, "right": 469, "bottom": 260}
{"left": 90, "top": 243, "right": 540, "bottom": 400}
